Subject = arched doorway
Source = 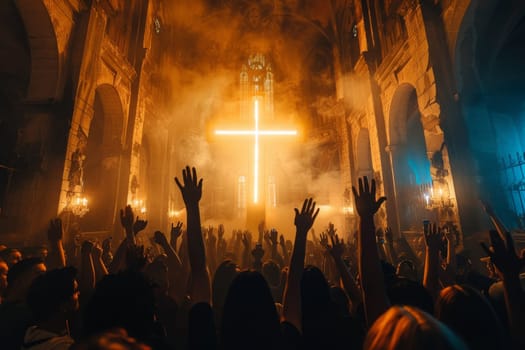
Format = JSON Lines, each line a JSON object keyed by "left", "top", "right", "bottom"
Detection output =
{"left": 455, "top": 1, "right": 525, "bottom": 229}
{"left": 389, "top": 84, "right": 432, "bottom": 232}
{"left": 81, "top": 85, "right": 124, "bottom": 232}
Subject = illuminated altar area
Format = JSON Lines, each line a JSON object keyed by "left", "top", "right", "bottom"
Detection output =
{"left": 209, "top": 54, "right": 302, "bottom": 232}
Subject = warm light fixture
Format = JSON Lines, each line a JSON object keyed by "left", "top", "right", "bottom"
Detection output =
{"left": 214, "top": 98, "right": 297, "bottom": 204}
{"left": 130, "top": 198, "right": 147, "bottom": 215}
{"left": 66, "top": 193, "right": 89, "bottom": 217}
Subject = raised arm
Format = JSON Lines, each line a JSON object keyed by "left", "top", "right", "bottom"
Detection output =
{"left": 423, "top": 222, "right": 443, "bottom": 300}
{"left": 91, "top": 242, "right": 108, "bottom": 282}
{"left": 327, "top": 234, "right": 362, "bottom": 311}
{"left": 170, "top": 221, "right": 183, "bottom": 251}
{"left": 439, "top": 227, "right": 457, "bottom": 287}
{"left": 269, "top": 229, "right": 285, "bottom": 267}
{"left": 175, "top": 166, "right": 210, "bottom": 304}
{"left": 79, "top": 241, "right": 95, "bottom": 293}
{"left": 384, "top": 227, "right": 398, "bottom": 265}
{"left": 482, "top": 230, "right": 525, "bottom": 348}
{"left": 46, "top": 218, "right": 66, "bottom": 269}
{"left": 154, "top": 230, "right": 184, "bottom": 300}
{"left": 352, "top": 176, "right": 389, "bottom": 326}
{"left": 282, "top": 198, "right": 319, "bottom": 331}
{"left": 279, "top": 234, "right": 290, "bottom": 267}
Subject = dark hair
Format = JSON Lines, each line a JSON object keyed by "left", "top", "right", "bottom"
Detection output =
{"left": 26, "top": 267, "right": 77, "bottom": 322}
{"left": 221, "top": 270, "right": 281, "bottom": 350}
{"left": 212, "top": 260, "right": 239, "bottom": 311}
{"left": 330, "top": 286, "right": 351, "bottom": 316}
{"left": 83, "top": 271, "right": 156, "bottom": 342}
{"left": 301, "top": 266, "right": 345, "bottom": 350}
{"left": 435, "top": 285, "right": 507, "bottom": 349}
{"left": 387, "top": 277, "right": 434, "bottom": 314}
{"left": 262, "top": 260, "right": 281, "bottom": 287}
{"left": 7, "top": 257, "right": 44, "bottom": 285}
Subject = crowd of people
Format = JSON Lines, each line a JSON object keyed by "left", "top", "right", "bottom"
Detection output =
{"left": 0, "top": 166, "right": 524, "bottom": 349}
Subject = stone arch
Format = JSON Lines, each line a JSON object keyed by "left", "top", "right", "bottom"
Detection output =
{"left": 14, "top": 0, "right": 61, "bottom": 102}
{"left": 355, "top": 128, "right": 373, "bottom": 179}
{"left": 81, "top": 84, "right": 125, "bottom": 232}
{"left": 388, "top": 83, "right": 432, "bottom": 232}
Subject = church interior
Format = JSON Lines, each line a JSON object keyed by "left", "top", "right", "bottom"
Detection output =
{"left": 1, "top": 0, "right": 525, "bottom": 263}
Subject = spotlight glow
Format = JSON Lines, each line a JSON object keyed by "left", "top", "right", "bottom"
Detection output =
{"left": 214, "top": 98, "right": 297, "bottom": 204}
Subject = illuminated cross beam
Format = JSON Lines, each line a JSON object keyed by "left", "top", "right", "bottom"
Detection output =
{"left": 215, "top": 98, "right": 297, "bottom": 204}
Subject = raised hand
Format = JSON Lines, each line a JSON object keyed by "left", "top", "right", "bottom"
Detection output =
{"left": 218, "top": 224, "right": 225, "bottom": 241}
{"left": 102, "top": 237, "right": 112, "bottom": 252}
{"left": 327, "top": 222, "right": 337, "bottom": 237}
{"left": 423, "top": 222, "right": 442, "bottom": 251}
{"left": 319, "top": 232, "right": 329, "bottom": 248}
{"left": 241, "top": 232, "right": 252, "bottom": 250}
{"left": 252, "top": 242, "right": 265, "bottom": 260}
{"left": 170, "top": 221, "right": 183, "bottom": 240}
{"left": 294, "top": 198, "right": 320, "bottom": 235}
{"left": 120, "top": 205, "right": 134, "bottom": 232}
{"left": 47, "top": 218, "right": 64, "bottom": 242}
{"left": 385, "top": 227, "right": 394, "bottom": 242}
{"left": 92, "top": 243, "right": 103, "bottom": 260}
{"left": 481, "top": 230, "right": 525, "bottom": 277}
{"left": 133, "top": 216, "right": 148, "bottom": 235}
{"left": 352, "top": 176, "right": 386, "bottom": 217}
{"left": 153, "top": 231, "right": 169, "bottom": 246}
{"left": 175, "top": 166, "right": 203, "bottom": 206}
{"left": 263, "top": 231, "right": 271, "bottom": 245}
{"left": 207, "top": 229, "right": 217, "bottom": 247}
{"left": 444, "top": 227, "right": 455, "bottom": 246}
{"left": 81, "top": 240, "right": 94, "bottom": 256}
{"left": 270, "top": 229, "right": 278, "bottom": 246}
{"left": 279, "top": 234, "right": 286, "bottom": 247}
{"left": 328, "top": 234, "right": 345, "bottom": 259}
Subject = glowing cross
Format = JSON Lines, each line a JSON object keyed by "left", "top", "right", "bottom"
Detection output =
{"left": 215, "top": 98, "right": 297, "bottom": 204}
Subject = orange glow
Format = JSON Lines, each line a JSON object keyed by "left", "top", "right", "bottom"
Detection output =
{"left": 214, "top": 98, "right": 297, "bottom": 204}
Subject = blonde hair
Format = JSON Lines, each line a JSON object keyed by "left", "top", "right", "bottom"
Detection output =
{"left": 364, "top": 306, "right": 467, "bottom": 350}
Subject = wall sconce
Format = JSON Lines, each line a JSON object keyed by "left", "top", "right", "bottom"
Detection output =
{"left": 66, "top": 192, "right": 89, "bottom": 217}
{"left": 342, "top": 205, "right": 355, "bottom": 215}
{"left": 421, "top": 179, "right": 453, "bottom": 210}
{"left": 168, "top": 208, "right": 185, "bottom": 219}
{"left": 130, "top": 198, "right": 147, "bottom": 214}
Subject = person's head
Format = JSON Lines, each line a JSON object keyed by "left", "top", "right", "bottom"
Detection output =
{"left": 455, "top": 254, "right": 472, "bottom": 277}
{"left": 262, "top": 260, "right": 281, "bottom": 287}
{"left": 364, "top": 306, "right": 467, "bottom": 350}
{"left": 6, "top": 248, "right": 22, "bottom": 267}
{"left": 6, "top": 257, "right": 46, "bottom": 301}
{"left": 26, "top": 267, "right": 79, "bottom": 323}
{"left": 387, "top": 277, "right": 434, "bottom": 314}
{"left": 396, "top": 259, "right": 418, "bottom": 281}
{"left": 301, "top": 265, "right": 331, "bottom": 308}
{"left": 330, "top": 286, "right": 351, "bottom": 316}
{"left": 301, "top": 266, "right": 347, "bottom": 348}
{"left": 221, "top": 270, "right": 281, "bottom": 350}
{"left": 84, "top": 271, "right": 156, "bottom": 343}
{"left": 144, "top": 259, "right": 168, "bottom": 296}
{"left": 212, "top": 260, "right": 239, "bottom": 314}
{"left": 381, "top": 260, "right": 397, "bottom": 285}
{"left": 0, "top": 260, "right": 8, "bottom": 297}
{"left": 435, "top": 285, "right": 506, "bottom": 349}
{"left": 73, "top": 328, "right": 151, "bottom": 350}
